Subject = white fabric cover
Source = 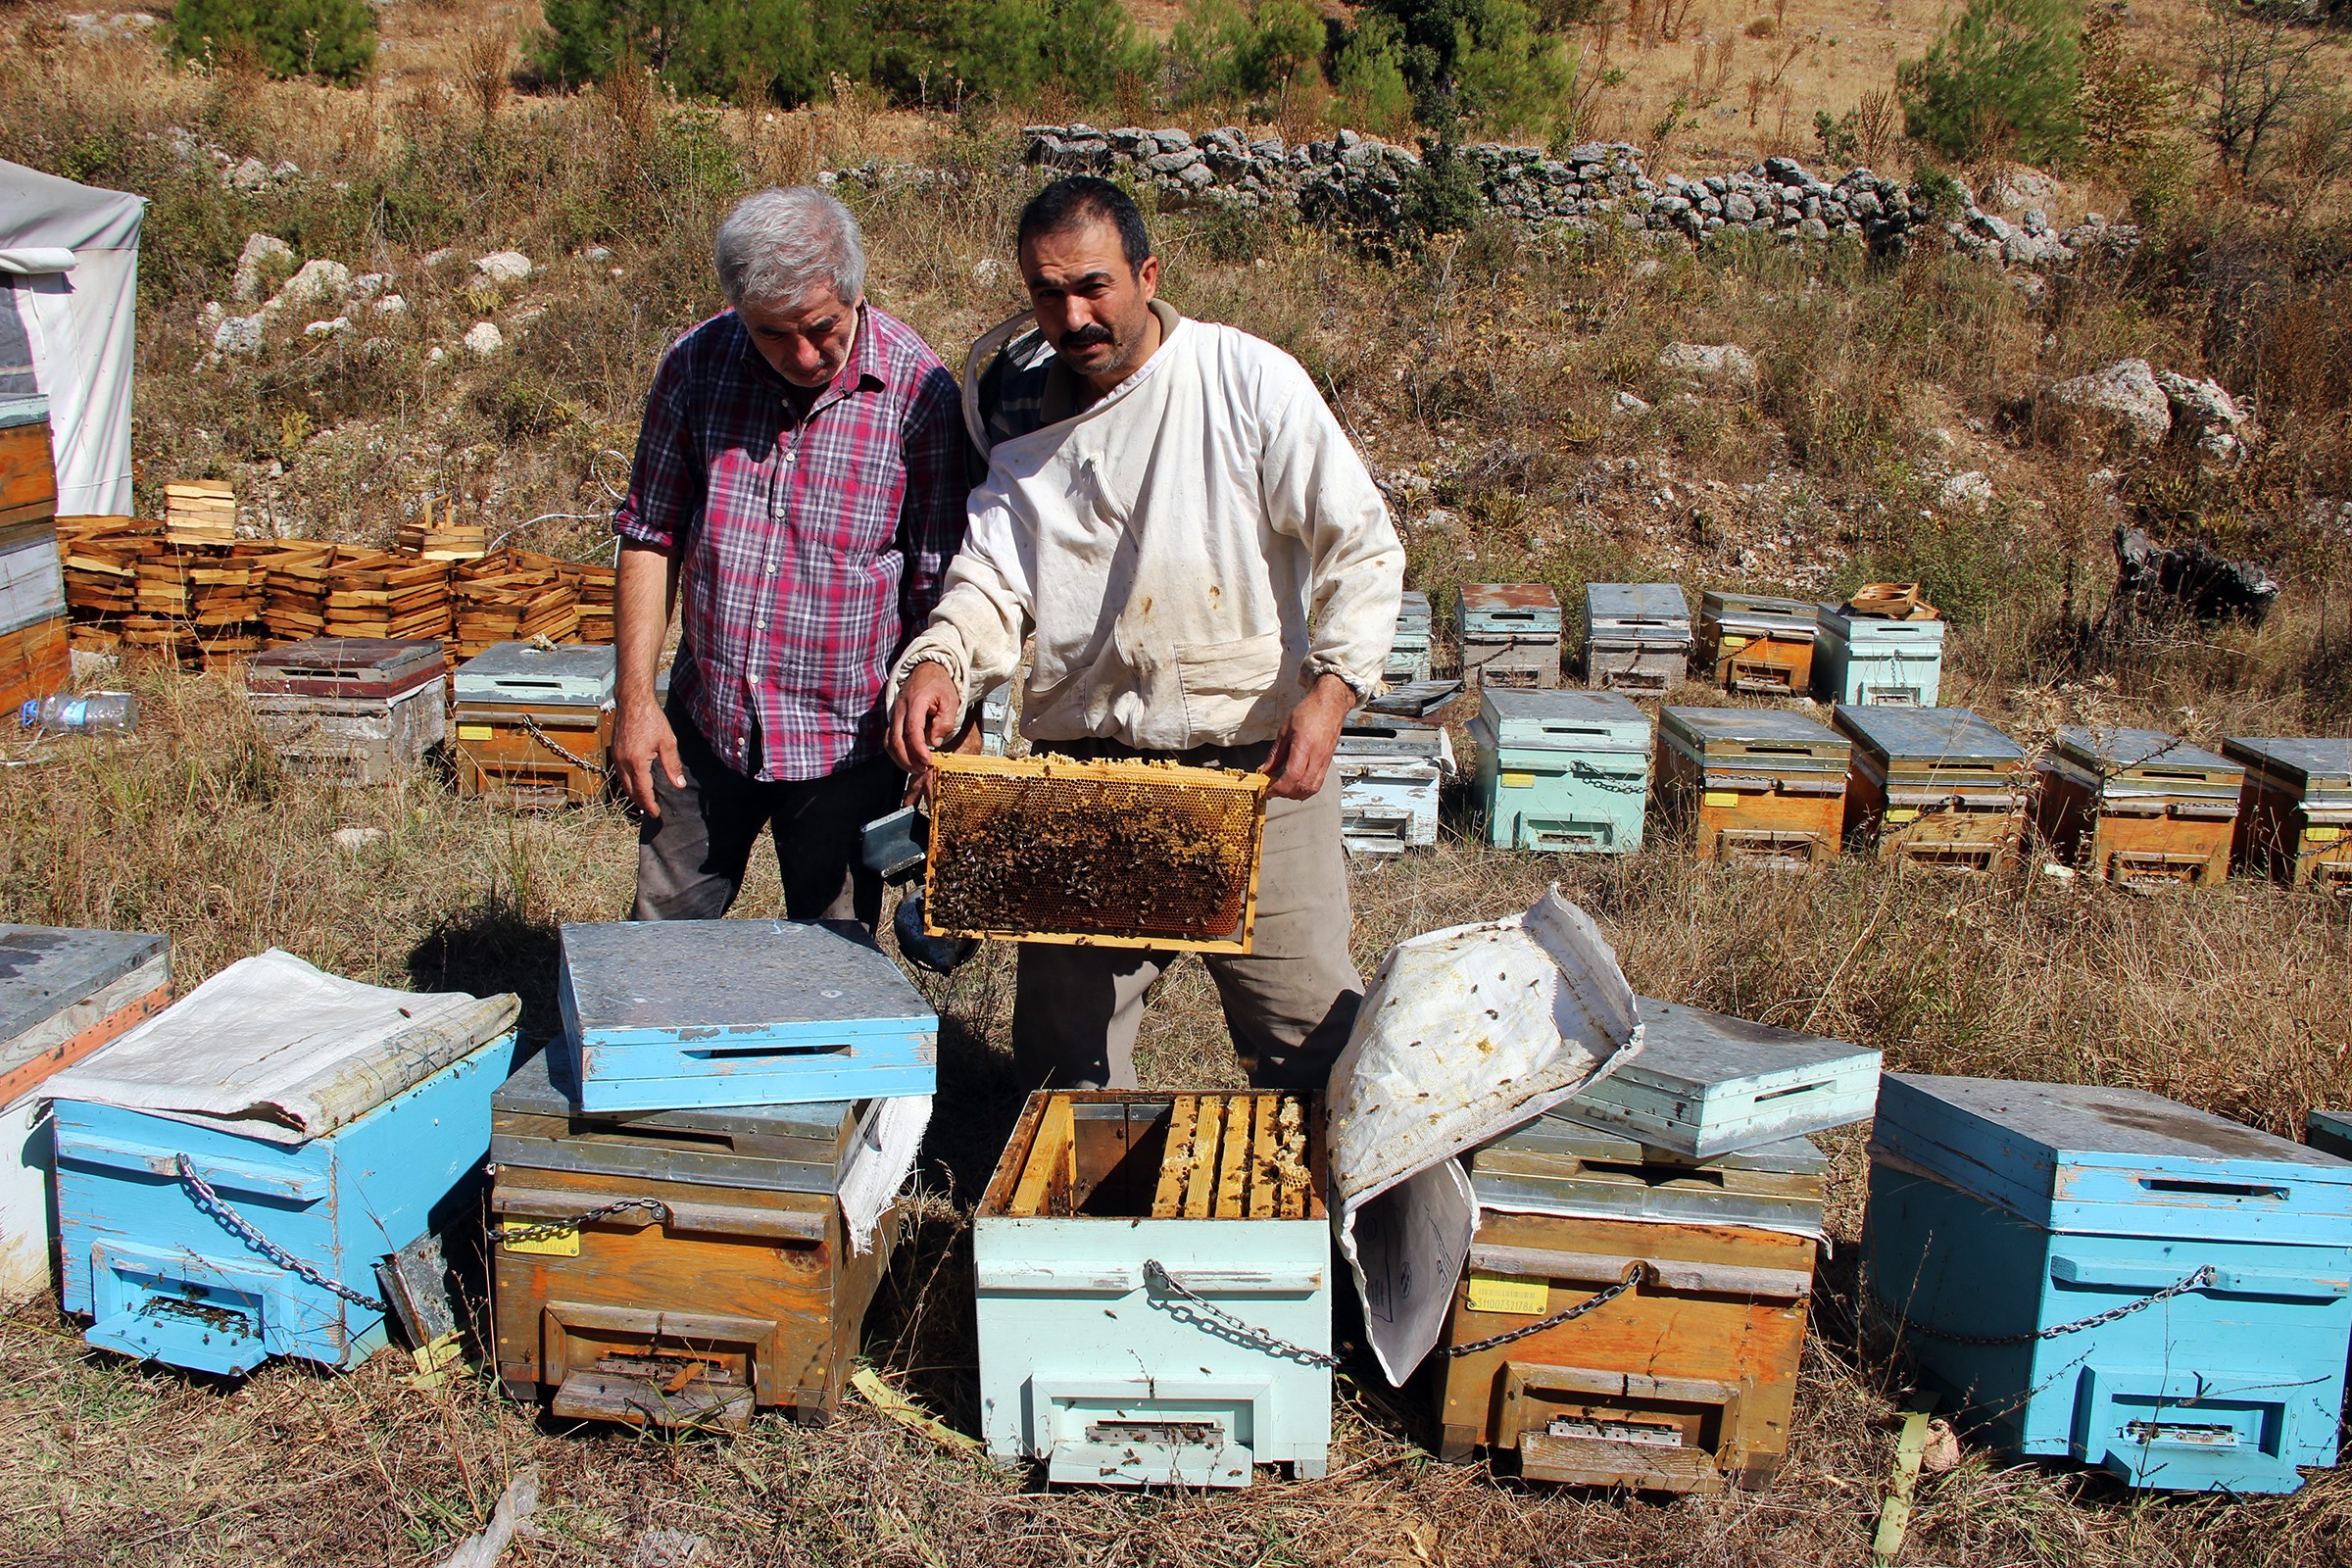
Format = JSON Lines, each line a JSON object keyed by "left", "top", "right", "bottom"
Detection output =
{"left": 41, "top": 950, "right": 519, "bottom": 1143}
{"left": 1326, "top": 889, "right": 1643, "bottom": 1385}
{"left": 839, "top": 1093, "right": 932, "bottom": 1254}
{"left": 0, "top": 160, "right": 144, "bottom": 514}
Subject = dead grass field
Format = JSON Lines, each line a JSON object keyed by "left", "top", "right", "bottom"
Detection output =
{"left": 6, "top": 0, "right": 2352, "bottom": 1562}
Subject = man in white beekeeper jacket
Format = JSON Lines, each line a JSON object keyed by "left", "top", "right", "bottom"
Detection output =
{"left": 886, "top": 175, "right": 1404, "bottom": 1093}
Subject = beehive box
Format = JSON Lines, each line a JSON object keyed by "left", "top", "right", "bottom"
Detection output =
{"left": 49, "top": 970, "right": 519, "bottom": 1377}
{"left": 1386, "top": 590, "right": 1434, "bottom": 684}
{"left": 0, "top": 396, "right": 57, "bottom": 531}
{"left": 1554, "top": 996, "right": 1880, "bottom": 1157}
{"left": 2224, "top": 737, "right": 2352, "bottom": 890}
{"left": 0, "top": 926, "right": 171, "bottom": 1300}
{"left": 1438, "top": 1115, "right": 1824, "bottom": 1490}
{"left": 1867, "top": 1074, "right": 2352, "bottom": 1494}
{"left": 452, "top": 642, "right": 615, "bottom": 808}
{"left": 1584, "top": 584, "right": 1691, "bottom": 694}
{"left": 923, "top": 755, "right": 1269, "bottom": 952}
{"left": 1813, "top": 602, "right": 1945, "bottom": 707}
{"left": 1656, "top": 707, "right": 1850, "bottom": 868}
{"left": 488, "top": 1046, "right": 894, "bottom": 1429}
{"left": 1835, "top": 704, "right": 2030, "bottom": 872}
{"left": 0, "top": 613, "right": 69, "bottom": 712}
{"left": 1, "top": 519, "right": 65, "bottom": 641}
{"left": 1458, "top": 583, "right": 1563, "bottom": 690}
{"left": 1335, "top": 712, "right": 1450, "bottom": 856}
{"left": 1696, "top": 591, "right": 1816, "bottom": 696}
{"left": 1468, "top": 688, "right": 1650, "bottom": 854}
{"left": 560, "top": 918, "right": 936, "bottom": 1112}
{"left": 2034, "top": 726, "right": 2242, "bottom": 889}
{"left": 975, "top": 1090, "right": 1330, "bottom": 1487}
{"left": 245, "top": 637, "right": 448, "bottom": 785}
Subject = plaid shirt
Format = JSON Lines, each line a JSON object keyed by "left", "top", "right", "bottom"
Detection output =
{"left": 616, "top": 305, "right": 968, "bottom": 782}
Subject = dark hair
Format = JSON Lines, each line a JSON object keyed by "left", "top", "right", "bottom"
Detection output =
{"left": 1015, "top": 176, "right": 1154, "bottom": 274}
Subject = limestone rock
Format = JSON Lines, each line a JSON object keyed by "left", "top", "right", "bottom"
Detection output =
{"left": 275, "top": 259, "right": 350, "bottom": 311}
{"left": 1937, "top": 470, "right": 1993, "bottom": 510}
{"left": 1613, "top": 390, "right": 1652, "bottom": 416}
{"left": 231, "top": 233, "right": 296, "bottom": 304}
{"left": 212, "top": 315, "right": 265, "bottom": 357}
{"left": 372, "top": 294, "right": 409, "bottom": 317}
{"left": 2047, "top": 358, "right": 2172, "bottom": 450}
{"left": 1657, "top": 342, "right": 1758, "bottom": 389}
{"left": 303, "top": 317, "right": 348, "bottom": 338}
{"left": 2154, "top": 370, "right": 2251, "bottom": 464}
{"left": 464, "top": 320, "right": 505, "bottom": 357}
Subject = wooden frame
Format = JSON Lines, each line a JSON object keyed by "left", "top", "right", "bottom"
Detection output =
{"left": 924, "top": 755, "right": 1270, "bottom": 954}
{"left": 981, "top": 1091, "right": 1323, "bottom": 1223}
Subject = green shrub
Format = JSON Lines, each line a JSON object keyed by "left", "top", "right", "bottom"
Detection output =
{"left": 1332, "top": 13, "right": 1415, "bottom": 133}
{"left": 1895, "top": 0, "right": 2083, "bottom": 166}
{"left": 1450, "top": 0, "right": 1577, "bottom": 139}
{"left": 1166, "top": 0, "right": 1326, "bottom": 106}
{"left": 169, "top": 0, "right": 377, "bottom": 83}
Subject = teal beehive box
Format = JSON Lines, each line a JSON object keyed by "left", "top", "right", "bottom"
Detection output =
{"left": 1867, "top": 1074, "right": 2352, "bottom": 1494}
{"left": 974, "top": 1090, "right": 1331, "bottom": 1488}
{"left": 1469, "top": 688, "right": 1651, "bottom": 853}
{"left": 1814, "top": 603, "right": 1946, "bottom": 707}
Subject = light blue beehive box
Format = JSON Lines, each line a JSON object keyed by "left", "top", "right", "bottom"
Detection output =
{"left": 1867, "top": 1073, "right": 2352, "bottom": 1494}
{"left": 49, "top": 971, "right": 520, "bottom": 1377}
{"left": 1814, "top": 604, "right": 1946, "bottom": 707}
{"left": 560, "top": 918, "right": 936, "bottom": 1112}
{"left": 1386, "top": 590, "right": 1433, "bottom": 684}
{"left": 974, "top": 1091, "right": 1331, "bottom": 1488}
{"left": 1469, "top": 688, "right": 1651, "bottom": 853}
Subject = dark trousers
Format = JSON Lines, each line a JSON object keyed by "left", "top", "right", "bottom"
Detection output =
{"left": 631, "top": 707, "right": 903, "bottom": 929}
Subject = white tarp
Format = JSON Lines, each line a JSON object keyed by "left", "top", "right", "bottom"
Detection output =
{"left": 42, "top": 949, "right": 519, "bottom": 1143}
{"left": 839, "top": 1093, "right": 932, "bottom": 1255}
{"left": 0, "top": 160, "right": 144, "bottom": 515}
{"left": 1326, "top": 889, "right": 1643, "bottom": 1385}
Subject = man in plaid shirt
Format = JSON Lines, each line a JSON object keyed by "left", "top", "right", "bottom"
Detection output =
{"left": 612, "top": 186, "right": 967, "bottom": 928}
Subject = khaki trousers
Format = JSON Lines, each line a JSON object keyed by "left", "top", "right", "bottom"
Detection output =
{"left": 1009, "top": 746, "right": 1363, "bottom": 1093}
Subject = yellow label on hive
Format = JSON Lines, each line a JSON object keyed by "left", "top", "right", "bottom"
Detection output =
{"left": 1501, "top": 772, "right": 1536, "bottom": 789}
{"left": 1886, "top": 808, "right": 1920, "bottom": 822}
{"left": 1720, "top": 635, "right": 1747, "bottom": 649}
{"left": 1702, "top": 791, "right": 1739, "bottom": 807}
{"left": 498, "top": 1220, "right": 579, "bottom": 1256}
{"left": 458, "top": 724, "right": 494, "bottom": 741}
{"left": 2309, "top": 826, "right": 2343, "bottom": 843}
{"left": 1466, "top": 1271, "right": 1549, "bottom": 1315}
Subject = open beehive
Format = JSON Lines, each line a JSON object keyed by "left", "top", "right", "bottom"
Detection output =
{"left": 924, "top": 755, "right": 1270, "bottom": 952}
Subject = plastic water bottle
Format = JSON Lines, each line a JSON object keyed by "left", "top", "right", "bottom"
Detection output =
{"left": 19, "top": 691, "right": 138, "bottom": 735}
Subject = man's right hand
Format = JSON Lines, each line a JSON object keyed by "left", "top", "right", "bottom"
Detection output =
{"left": 613, "top": 696, "right": 685, "bottom": 818}
{"left": 887, "top": 661, "right": 962, "bottom": 774}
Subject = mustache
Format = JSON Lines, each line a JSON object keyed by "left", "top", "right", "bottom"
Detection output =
{"left": 1059, "top": 324, "right": 1114, "bottom": 352}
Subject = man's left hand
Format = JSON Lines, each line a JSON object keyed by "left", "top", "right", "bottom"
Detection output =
{"left": 1262, "top": 673, "right": 1355, "bottom": 801}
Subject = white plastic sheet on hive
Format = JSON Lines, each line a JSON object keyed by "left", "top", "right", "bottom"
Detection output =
{"left": 838, "top": 1093, "right": 932, "bottom": 1254}
{"left": 1326, "top": 888, "right": 1642, "bottom": 1384}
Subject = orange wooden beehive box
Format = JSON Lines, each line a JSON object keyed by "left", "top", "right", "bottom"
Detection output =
{"left": 2033, "top": 725, "right": 2241, "bottom": 889}
{"left": 1656, "top": 706, "right": 1849, "bottom": 869}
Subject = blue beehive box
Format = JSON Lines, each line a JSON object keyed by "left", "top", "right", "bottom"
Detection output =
{"left": 1386, "top": 590, "right": 1433, "bottom": 684}
{"left": 560, "top": 919, "right": 937, "bottom": 1112}
{"left": 1469, "top": 688, "right": 1651, "bottom": 853}
{"left": 45, "top": 953, "right": 520, "bottom": 1376}
{"left": 1867, "top": 1073, "right": 2352, "bottom": 1494}
{"left": 1814, "top": 604, "right": 1946, "bottom": 707}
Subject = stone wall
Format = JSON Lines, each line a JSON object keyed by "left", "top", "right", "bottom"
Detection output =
{"left": 1020, "top": 124, "right": 2136, "bottom": 270}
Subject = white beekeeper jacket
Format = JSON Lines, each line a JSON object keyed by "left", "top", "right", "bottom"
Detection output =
{"left": 891, "top": 304, "right": 1403, "bottom": 752}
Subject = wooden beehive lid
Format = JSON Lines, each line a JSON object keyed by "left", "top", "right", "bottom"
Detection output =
{"left": 1700, "top": 589, "right": 1816, "bottom": 634}
{"left": 490, "top": 1044, "right": 863, "bottom": 1194}
{"left": 2221, "top": 737, "right": 2352, "bottom": 798}
{"left": 0, "top": 925, "right": 168, "bottom": 1068}
{"left": 1659, "top": 705, "right": 1848, "bottom": 767}
{"left": 1553, "top": 997, "right": 1879, "bottom": 1158}
{"left": 2053, "top": 725, "right": 2239, "bottom": 789}
{"left": 1876, "top": 1073, "right": 2352, "bottom": 1241}
{"left": 244, "top": 636, "right": 445, "bottom": 698}
{"left": 561, "top": 918, "right": 934, "bottom": 1046}
{"left": 1834, "top": 704, "right": 2023, "bottom": 766}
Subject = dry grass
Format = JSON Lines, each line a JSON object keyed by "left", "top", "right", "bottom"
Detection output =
{"left": 5, "top": 5, "right": 2352, "bottom": 1563}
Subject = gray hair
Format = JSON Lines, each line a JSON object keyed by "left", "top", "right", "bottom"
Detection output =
{"left": 712, "top": 187, "right": 867, "bottom": 311}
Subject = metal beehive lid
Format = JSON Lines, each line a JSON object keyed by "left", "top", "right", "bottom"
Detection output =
{"left": 453, "top": 642, "right": 616, "bottom": 707}
{"left": 1661, "top": 706, "right": 1848, "bottom": 756}
{"left": 1470, "top": 1115, "right": 1826, "bottom": 1229}
{"left": 1480, "top": 687, "right": 1649, "bottom": 751}
{"left": 1, "top": 925, "right": 167, "bottom": 1059}
{"left": 1458, "top": 582, "right": 1564, "bottom": 637}
{"left": 561, "top": 918, "right": 933, "bottom": 1037}
{"left": 1586, "top": 582, "right": 1690, "bottom": 624}
{"left": 2223, "top": 737, "right": 2352, "bottom": 793}
{"left": 2054, "top": 725, "right": 2237, "bottom": 779}
{"left": 1835, "top": 704, "right": 2023, "bottom": 765}
{"left": 1396, "top": 588, "right": 1431, "bottom": 626}
{"left": 1876, "top": 1073, "right": 2352, "bottom": 1238}
{"left": 0, "top": 396, "right": 49, "bottom": 430}
{"left": 245, "top": 637, "right": 445, "bottom": 699}
{"left": 1701, "top": 590, "right": 1815, "bottom": 635}
{"left": 1338, "top": 711, "right": 1449, "bottom": 760}
{"left": 1816, "top": 603, "right": 1947, "bottom": 644}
